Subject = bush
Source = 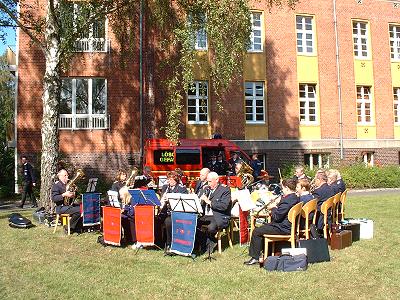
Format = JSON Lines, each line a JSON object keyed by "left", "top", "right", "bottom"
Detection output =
{"left": 280, "top": 162, "right": 400, "bottom": 189}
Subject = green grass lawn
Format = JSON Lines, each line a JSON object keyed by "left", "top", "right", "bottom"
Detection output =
{"left": 1, "top": 193, "right": 399, "bottom": 300}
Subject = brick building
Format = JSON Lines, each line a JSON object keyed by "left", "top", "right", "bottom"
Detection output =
{"left": 15, "top": 0, "right": 400, "bottom": 182}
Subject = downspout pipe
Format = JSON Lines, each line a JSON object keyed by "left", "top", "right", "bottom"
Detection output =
{"left": 333, "top": 0, "right": 344, "bottom": 160}
{"left": 14, "top": 3, "right": 20, "bottom": 193}
{"left": 139, "top": 0, "right": 144, "bottom": 167}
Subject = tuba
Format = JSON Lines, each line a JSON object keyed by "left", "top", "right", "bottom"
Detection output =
{"left": 236, "top": 160, "right": 254, "bottom": 188}
{"left": 64, "top": 168, "right": 85, "bottom": 205}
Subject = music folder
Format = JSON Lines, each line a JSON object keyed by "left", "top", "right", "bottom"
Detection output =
{"left": 129, "top": 189, "right": 161, "bottom": 206}
{"left": 167, "top": 193, "right": 202, "bottom": 214}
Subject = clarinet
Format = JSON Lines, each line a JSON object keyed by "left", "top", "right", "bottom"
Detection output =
{"left": 203, "top": 187, "right": 212, "bottom": 214}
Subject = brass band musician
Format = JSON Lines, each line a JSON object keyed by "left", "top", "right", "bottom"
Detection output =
{"left": 159, "top": 171, "right": 188, "bottom": 252}
{"left": 51, "top": 169, "right": 82, "bottom": 233}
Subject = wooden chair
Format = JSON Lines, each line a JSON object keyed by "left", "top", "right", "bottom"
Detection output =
{"left": 53, "top": 213, "right": 71, "bottom": 235}
{"left": 332, "top": 192, "right": 342, "bottom": 225}
{"left": 300, "top": 199, "right": 317, "bottom": 239}
{"left": 339, "top": 189, "right": 348, "bottom": 222}
{"left": 263, "top": 202, "right": 303, "bottom": 260}
{"left": 320, "top": 196, "right": 334, "bottom": 239}
{"left": 216, "top": 222, "right": 233, "bottom": 254}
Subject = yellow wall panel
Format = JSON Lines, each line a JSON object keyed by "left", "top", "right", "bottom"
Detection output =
{"left": 391, "top": 62, "right": 400, "bottom": 86}
{"left": 394, "top": 126, "right": 400, "bottom": 139}
{"left": 245, "top": 124, "right": 268, "bottom": 140}
{"left": 297, "top": 56, "right": 319, "bottom": 83}
{"left": 299, "top": 125, "right": 321, "bottom": 140}
{"left": 186, "top": 124, "right": 211, "bottom": 139}
{"left": 244, "top": 53, "right": 266, "bottom": 80}
{"left": 354, "top": 60, "right": 374, "bottom": 85}
{"left": 193, "top": 51, "right": 210, "bottom": 79}
{"left": 357, "top": 126, "right": 376, "bottom": 139}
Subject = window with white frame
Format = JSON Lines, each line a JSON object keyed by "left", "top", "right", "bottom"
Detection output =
{"left": 362, "top": 152, "right": 374, "bottom": 167}
{"left": 304, "top": 153, "right": 330, "bottom": 170}
{"left": 73, "top": 3, "right": 107, "bottom": 52}
{"left": 356, "top": 86, "right": 372, "bottom": 124}
{"left": 353, "top": 21, "right": 369, "bottom": 58}
{"left": 248, "top": 12, "right": 262, "bottom": 52}
{"left": 187, "top": 81, "right": 208, "bottom": 124}
{"left": 188, "top": 13, "right": 207, "bottom": 50}
{"left": 394, "top": 88, "right": 400, "bottom": 123}
{"left": 296, "top": 15, "right": 314, "bottom": 54}
{"left": 59, "top": 78, "right": 108, "bottom": 130}
{"left": 299, "top": 84, "right": 317, "bottom": 124}
{"left": 389, "top": 24, "right": 400, "bottom": 61}
{"left": 245, "top": 82, "right": 265, "bottom": 123}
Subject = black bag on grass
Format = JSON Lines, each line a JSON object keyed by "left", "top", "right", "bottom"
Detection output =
{"left": 298, "top": 238, "right": 330, "bottom": 263}
{"left": 264, "top": 254, "right": 308, "bottom": 272}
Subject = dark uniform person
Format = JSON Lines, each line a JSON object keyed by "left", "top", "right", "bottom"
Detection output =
{"left": 19, "top": 156, "right": 37, "bottom": 208}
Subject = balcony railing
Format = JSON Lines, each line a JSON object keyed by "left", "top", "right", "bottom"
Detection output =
{"left": 73, "top": 38, "right": 110, "bottom": 52}
{"left": 59, "top": 114, "right": 110, "bottom": 130}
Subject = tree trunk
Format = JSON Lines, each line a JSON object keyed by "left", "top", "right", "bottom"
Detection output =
{"left": 39, "top": 0, "right": 61, "bottom": 212}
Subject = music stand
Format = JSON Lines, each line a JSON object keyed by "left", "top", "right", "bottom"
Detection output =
{"left": 107, "top": 190, "right": 120, "bottom": 208}
{"left": 167, "top": 193, "right": 202, "bottom": 214}
{"left": 129, "top": 189, "right": 161, "bottom": 207}
{"left": 86, "top": 178, "right": 98, "bottom": 193}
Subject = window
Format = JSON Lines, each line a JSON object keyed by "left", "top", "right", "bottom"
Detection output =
{"left": 389, "top": 25, "right": 400, "bottom": 61}
{"left": 176, "top": 149, "right": 201, "bottom": 165}
{"left": 394, "top": 88, "right": 400, "bottom": 124}
{"left": 356, "top": 86, "right": 372, "bottom": 124}
{"left": 188, "top": 13, "right": 207, "bottom": 50}
{"left": 59, "top": 78, "right": 108, "bottom": 130}
{"left": 245, "top": 82, "right": 265, "bottom": 123}
{"left": 304, "top": 153, "right": 330, "bottom": 170}
{"left": 296, "top": 15, "right": 314, "bottom": 54}
{"left": 248, "top": 12, "right": 262, "bottom": 52}
{"left": 299, "top": 84, "right": 318, "bottom": 124}
{"left": 353, "top": 21, "right": 369, "bottom": 58}
{"left": 73, "top": 3, "right": 107, "bottom": 52}
{"left": 187, "top": 81, "right": 208, "bottom": 124}
{"left": 362, "top": 152, "right": 374, "bottom": 167}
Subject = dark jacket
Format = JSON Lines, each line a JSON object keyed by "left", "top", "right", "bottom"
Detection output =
{"left": 250, "top": 159, "right": 262, "bottom": 178}
{"left": 194, "top": 180, "right": 208, "bottom": 197}
{"left": 161, "top": 184, "right": 188, "bottom": 195}
{"left": 51, "top": 181, "right": 66, "bottom": 206}
{"left": 312, "top": 183, "right": 335, "bottom": 230}
{"left": 329, "top": 182, "right": 341, "bottom": 195}
{"left": 337, "top": 179, "right": 346, "bottom": 193}
{"left": 22, "top": 162, "right": 36, "bottom": 183}
{"left": 208, "top": 184, "right": 232, "bottom": 229}
{"left": 269, "top": 193, "right": 300, "bottom": 234}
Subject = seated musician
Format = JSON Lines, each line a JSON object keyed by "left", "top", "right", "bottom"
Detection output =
{"left": 296, "top": 179, "right": 314, "bottom": 204}
{"left": 328, "top": 169, "right": 346, "bottom": 193}
{"left": 133, "top": 166, "right": 155, "bottom": 189}
{"left": 110, "top": 170, "right": 127, "bottom": 201}
{"left": 312, "top": 172, "right": 335, "bottom": 230}
{"left": 51, "top": 169, "right": 82, "bottom": 234}
{"left": 197, "top": 172, "right": 232, "bottom": 254}
{"left": 194, "top": 168, "right": 210, "bottom": 197}
{"left": 159, "top": 171, "right": 188, "bottom": 252}
{"left": 327, "top": 171, "right": 340, "bottom": 195}
{"left": 244, "top": 179, "right": 299, "bottom": 265}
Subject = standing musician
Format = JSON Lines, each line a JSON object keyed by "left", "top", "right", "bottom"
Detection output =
{"left": 109, "top": 170, "right": 137, "bottom": 245}
{"left": 244, "top": 178, "right": 299, "bottom": 265}
{"left": 51, "top": 169, "right": 82, "bottom": 233}
{"left": 197, "top": 172, "right": 232, "bottom": 254}
{"left": 159, "top": 171, "right": 188, "bottom": 251}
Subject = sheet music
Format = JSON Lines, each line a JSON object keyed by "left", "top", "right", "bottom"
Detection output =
{"left": 233, "top": 189, "right": 256, "bottom": 212}
{"left": 167, "top": 193, "right": 202, "bottom": 213}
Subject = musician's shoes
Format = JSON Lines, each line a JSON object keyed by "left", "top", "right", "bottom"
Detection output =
{"left": 243, "top": 258, "right": 259, "bottom": 266}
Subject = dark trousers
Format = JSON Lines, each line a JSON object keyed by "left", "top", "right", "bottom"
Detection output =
{"left": 121, "top": 216, "right": 136, "bottom": 244}
{"left": 196, "top": 215, "right": 221, "bottom": 252}
{"left": 21, "top": 181, "right": 36, "bottom": 207}
{"left": 249, "top": 223, "right": 288, "bottom": 259}
{"left": 164, "top": 215, "right": 172, "bottom": 246}
{"left": 56, "top": 205, "right": 82, "bottom": 231}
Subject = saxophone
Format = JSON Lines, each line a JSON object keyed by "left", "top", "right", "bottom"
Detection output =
{"left": 64, "top": 168, "right": 85, "bottom": 205}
